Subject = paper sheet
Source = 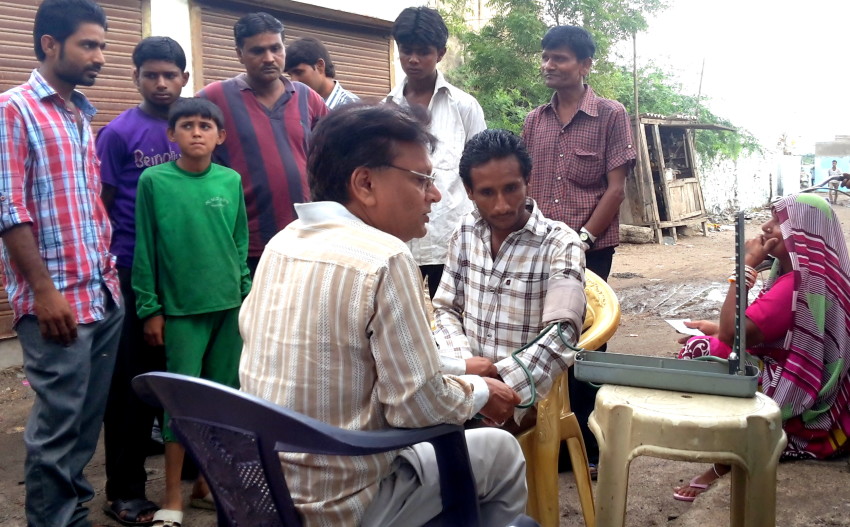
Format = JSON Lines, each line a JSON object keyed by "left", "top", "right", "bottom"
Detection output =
{"left": 665, "top": 318, "right": 705, "bottom": 337}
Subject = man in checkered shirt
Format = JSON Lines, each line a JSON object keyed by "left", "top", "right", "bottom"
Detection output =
{"left": 433, "top": 129, "right": 586, "bottom": 431}
{"left": 521, "top": 25, "right": 635, "bottom": 464}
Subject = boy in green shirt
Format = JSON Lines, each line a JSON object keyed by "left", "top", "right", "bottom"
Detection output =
{"left": 132, "top": 97, "right": 251, "bottom": 525}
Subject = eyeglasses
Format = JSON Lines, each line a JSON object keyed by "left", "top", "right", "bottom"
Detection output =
{"left": 386, "top": 164, "right": 437, "bottom": 192}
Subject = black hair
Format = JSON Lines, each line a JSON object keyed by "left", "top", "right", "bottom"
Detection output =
{"left": 308, "top": 103, "right": 435, "bottom": 203}
{"left": 392, "top": 6, "right": 448, "bottom": 50}
{"left": 233, "top": 12, "right": 284, "bottom": 49}
{"left": 34, "top": 0, "right": 107, "bottom": 62}
{"left": 541, "top": 25, "right": 596, "bottom": 60}
{"left": 459, "top": 129, "right": 532, "bottom": 189}
{"left": 132, "top": 36, "right": 186, "bottom": 71}
{"left": 285, "top": 37, "right": 335, "bottom": 78}
{"left": 167, "top": 97, "right": 225, "bottom": 130}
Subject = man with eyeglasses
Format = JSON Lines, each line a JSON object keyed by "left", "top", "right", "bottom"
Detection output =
{"left": 238, "top": 103, "right": 527, "bottom": 527}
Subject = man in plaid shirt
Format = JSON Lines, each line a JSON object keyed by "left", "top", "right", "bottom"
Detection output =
{"left": 0, "top": 1, "right": 123, "bottom": 525}
{"left": 521, "top": 25, "right": 635, "bottom": 464}
{"left": 433, "top": 129, "right": 586, "bottom": 430}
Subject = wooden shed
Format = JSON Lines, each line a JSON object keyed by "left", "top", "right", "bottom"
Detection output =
{"left": 621, "top": 114, "right": 735, "bottom": 243}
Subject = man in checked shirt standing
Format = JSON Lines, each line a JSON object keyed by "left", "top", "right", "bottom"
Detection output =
{"left": 521, "top": 25, "right": 635, "bottom": 468}
{"left": 0, "top": 1, "right": 123, "bottom": 526}
{"left": 433, "top": 129, "right": 586, "bottom": 432}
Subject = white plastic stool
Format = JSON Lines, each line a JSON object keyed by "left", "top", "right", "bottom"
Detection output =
{"left": 588, "top": 384, "right": 787, "bottom": 527}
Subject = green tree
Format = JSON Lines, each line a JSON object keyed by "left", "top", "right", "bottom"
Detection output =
{"left": 439, "top": 0, "right": 761, "bottom": 161}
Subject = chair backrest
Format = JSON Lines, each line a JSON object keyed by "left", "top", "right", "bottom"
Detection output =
{"left": 133, "top": 372, "right": 481, "bottom": 527}
{"left": 578, "top": 269, "right": 621, "bottom": 350}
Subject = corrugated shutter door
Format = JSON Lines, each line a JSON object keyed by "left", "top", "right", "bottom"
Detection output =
{"left": 0, "top": 0, "right": 143, "bottom": 131}
{"left": 198, "top": 2, "right": 391, "bottom": 101}
{"left": 0, "top": 0, "right": 141, "bottom": 338}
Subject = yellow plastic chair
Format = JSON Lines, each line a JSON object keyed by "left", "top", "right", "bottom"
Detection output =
{"left": 516, "top": 270, "right": 620, "bottom": 527}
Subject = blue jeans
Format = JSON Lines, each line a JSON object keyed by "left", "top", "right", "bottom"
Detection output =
{"left": 18, "top": 296, "right": 123, "bottom": 527}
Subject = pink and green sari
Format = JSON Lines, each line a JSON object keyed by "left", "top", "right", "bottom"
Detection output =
{"left": 680, "top": 194, "right": 850, "bottom": 459}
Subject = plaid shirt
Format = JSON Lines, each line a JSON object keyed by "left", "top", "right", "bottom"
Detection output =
{"left": 433, "top": 199, "right": 585, "bottom": 414}
{"left": 0, "top": 70, "right": 119, "bottom": 324}
{"left": 522, "top": 85, "right": 635, "bottom": 250}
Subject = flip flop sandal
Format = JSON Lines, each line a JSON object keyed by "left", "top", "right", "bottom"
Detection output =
{"left": 151, "top": 509, "right": 183, "bottom": 527}
{"left": 672, "top": 476, "right": 712, "bottom": 502}
{"left": 102, "top": 498, "right": 159, "bottom": 526}
{"left": 189, "top": 491, "right": 216, "bottom": 510}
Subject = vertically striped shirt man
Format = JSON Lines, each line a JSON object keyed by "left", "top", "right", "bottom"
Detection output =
{"left": 198, "top": 74, "right": 328, "bottom": 258}
{"left": 239, "top": 201, "right": 485, "bottom": 526}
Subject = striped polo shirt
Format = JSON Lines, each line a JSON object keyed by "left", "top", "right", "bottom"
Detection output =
{"left": 198, "top": 74, "right": 328, "bottom": 257}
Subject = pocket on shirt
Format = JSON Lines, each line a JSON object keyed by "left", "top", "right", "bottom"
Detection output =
{"left": 570, "top": 149, "right": 606, "bottom": 186}
{"left": 499, "top": 274, "right": 546, "bottom": 317}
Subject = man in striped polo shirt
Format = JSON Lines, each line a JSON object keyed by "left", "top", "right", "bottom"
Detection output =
{"left": 284, "top": 36, "right": 360, "bottom": 109}
{"left": 198, "top": 12, "right": 329, "bottom": 274}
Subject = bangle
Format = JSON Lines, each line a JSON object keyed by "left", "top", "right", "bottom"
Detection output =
{"left": 729, "top": 266, "right": 757, "bottom": 289}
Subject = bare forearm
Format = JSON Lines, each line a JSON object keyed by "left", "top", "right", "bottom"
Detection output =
{"left": 584, "top": 165, "right": 627, "bottom": 236}
{"left": 1, "top": 224, "right": 55, "bottom": 294}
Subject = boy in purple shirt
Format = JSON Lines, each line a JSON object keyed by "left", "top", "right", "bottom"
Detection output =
{"left": 95, "top": 36, "right": 188, "bottom": 526}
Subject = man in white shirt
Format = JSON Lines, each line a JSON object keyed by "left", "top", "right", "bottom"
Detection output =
{"left": 385, "top": 6, "right": 486, "bottom": 298}
{"left": 239, "top": 103, "right": 526, "bottom": 527}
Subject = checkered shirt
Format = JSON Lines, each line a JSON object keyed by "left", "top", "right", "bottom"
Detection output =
{"left": 0, "top": 70, "right": 119, "bottom": 324}
{"left": 433, "top": 199, "right": 585, "bottom": 412}
{"left": 522, "top": 85, "right": 635, "bottom": 250}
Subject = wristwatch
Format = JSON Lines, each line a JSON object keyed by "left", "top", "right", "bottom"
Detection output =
{"left": 579, "top": 228, "right": 596, "bottom": 250}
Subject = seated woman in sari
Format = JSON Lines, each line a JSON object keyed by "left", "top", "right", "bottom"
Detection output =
{"left": 673, "top": 193, "right": 850, "bottom": 502}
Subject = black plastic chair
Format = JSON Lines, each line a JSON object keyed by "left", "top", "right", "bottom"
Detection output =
{"left": 132, "top": 372, "right": 486, "bottom": 527}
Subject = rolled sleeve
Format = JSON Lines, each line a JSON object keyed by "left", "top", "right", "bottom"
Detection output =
{"left": 0, "top": 101, "right": 33, "bottom": 232}
{"left": 604, "top": 105, "right": 637, "bottom": 173}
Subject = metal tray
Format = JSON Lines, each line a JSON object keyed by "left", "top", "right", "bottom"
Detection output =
{"left": 574, "top": 351, "right": 759, "bottom": 398}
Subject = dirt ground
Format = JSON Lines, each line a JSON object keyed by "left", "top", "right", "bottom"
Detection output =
{"left": 1, "top": 197, "right": 850, "bottom": 526}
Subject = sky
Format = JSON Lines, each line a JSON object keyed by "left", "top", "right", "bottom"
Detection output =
{"left": 623, "top": 0, "right": 850, "bottom": 154}
{"left": 310, "top": 0, "right": 846, "bottom": 153}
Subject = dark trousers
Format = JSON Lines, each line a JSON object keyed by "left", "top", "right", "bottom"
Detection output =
{"left": 569, "top": 246, "right": 615, "bottom": 463}
{"left": 103, "top": 267, "right": 166, "bottom": 501}
{"left": 20, "top": 291, "right": 123, "bottom": 527}
{"left": 419, "top": 264, "right": 444, "bottom": 300}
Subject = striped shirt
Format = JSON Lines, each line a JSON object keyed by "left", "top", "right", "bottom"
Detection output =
{"left": 198, "top": 75, "right": 329, "bottom": 257}
{"left": 238, "top": 201, "right": 483, "bottom": 527}
{"left": 522, "top": 85, "right": 635, "bottom": 250}
{"left": 433, "top": 199, "right": 585, "bottom": 414}
{"left": 0, "top": 69, "right": 119, "bottom": 324}
{"left": 325, "top": 80, "right": 359, "bottom": 109}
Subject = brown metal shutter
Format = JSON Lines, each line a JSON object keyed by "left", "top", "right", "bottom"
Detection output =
{"left": 0, "top": 0, "right": 141, "bottom": 338}
{"left": 0, "top": 0, "right": 143, "bottom": 131}
{"left": 195, "top": 1, "right": 391, "bottom": 101}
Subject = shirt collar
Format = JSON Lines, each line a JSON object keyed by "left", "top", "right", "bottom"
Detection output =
{"left": 472, "top": 198, "right": 547, "bottom": 239}
{"left": 547, "top": 84, "right": 598, "bottom": 119}
{"left": 234, "top": 72, "right": 295, "bottom": 94}
{"left": 295, "top": 201, "right": 362, "bottom": 226}
{"left": 28, "top": 69, "right": 97, "bottom": 118}
{"left": 386, "top": 70, "right": 452, "bottom": 104}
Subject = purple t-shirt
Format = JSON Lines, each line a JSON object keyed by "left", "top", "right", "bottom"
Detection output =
{"left": 96, "top": 107, "right": 181, "bottom": 268}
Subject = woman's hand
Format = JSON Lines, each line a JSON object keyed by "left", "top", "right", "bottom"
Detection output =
{"left": 745, "top": 234, "right": 780, "bottom": 267}
{"left": 677, "top": 320, "right": 719, "bottom": 344}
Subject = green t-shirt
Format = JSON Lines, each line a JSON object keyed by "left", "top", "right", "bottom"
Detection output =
{"left": 132, "top": 161, "right": 251, "bottom": 319}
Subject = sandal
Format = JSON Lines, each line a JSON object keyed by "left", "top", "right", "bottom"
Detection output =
{"left": 103, "top": 498, "right": 159, "bottom": 526}
{"left": 151, "top": 509, "right": 183, "bottom": 527}
{"left": 673, "top": 476, "right": 712, "bottom": 502}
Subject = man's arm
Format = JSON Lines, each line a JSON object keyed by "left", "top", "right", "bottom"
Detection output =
{"left": 582, "top": 164, "right": 627, "bottom": 237}
{"left": 0, "top": 99, "right": 76, "bottom": 345}
{"left": 459, "top": 96, "right": 487, "bottom": 141}
{"left": 1, "top": 225, "right": 77, "bottom": 345}
{"left": 372, "top": 251, "right": 516, "bottom": 427}
{"left": 495, "top": 232, "right": 586, "bottom": 409}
